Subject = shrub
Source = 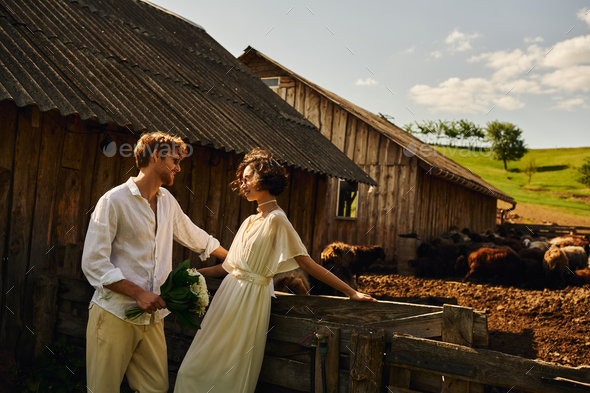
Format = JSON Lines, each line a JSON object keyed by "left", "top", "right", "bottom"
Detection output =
{"left": 576, "top": 157, "right": 590, "bottom": 187}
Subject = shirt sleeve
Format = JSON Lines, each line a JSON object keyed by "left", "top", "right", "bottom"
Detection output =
{"left": 81, "top": 196, "right": 125, "bottom": 300}
{"left": 171, "top": 197, "right": 220, "bottom": 261}
{"left": 271, "top": 214, "right": 309, "bottom": 274}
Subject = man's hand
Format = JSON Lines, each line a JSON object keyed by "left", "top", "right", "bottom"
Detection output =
{"left": 349, "top": 291, "right": 377, "bottom": 302}
{"left": 135, "top": 290, "right": 167, "bottom": 314}
{"left": 105, "top": 279, "right": 167, "bottom": 313}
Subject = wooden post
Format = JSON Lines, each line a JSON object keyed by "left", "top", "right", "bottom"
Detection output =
{"left": 350, "top": 328, "right": 384, "bottom": 393}
{"left": 442, "top": 304, "right": 473, "bottom": 347}
{"left": 33, "top": 275, "right": 58, "bottom": 357}
{"left": 315, "top": 326, "right": 340, "bottom": 393}
{"left": 442, "top": 305, "right": 477, "bottom": 393}
{"left": 389, "top": 366, "right": 411, "bottom": 392}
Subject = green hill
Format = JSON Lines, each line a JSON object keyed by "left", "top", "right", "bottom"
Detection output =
{"left": 433, "top": 146, "right": 590, "bottom": 218}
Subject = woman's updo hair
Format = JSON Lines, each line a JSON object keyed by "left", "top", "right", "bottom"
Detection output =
{"left": 231, "top": 148, "right": 288, "bottom": 197}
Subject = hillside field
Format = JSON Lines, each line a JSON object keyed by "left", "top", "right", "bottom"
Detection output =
{"left": 433, "top": 146, "right": 590, "bottom": 226}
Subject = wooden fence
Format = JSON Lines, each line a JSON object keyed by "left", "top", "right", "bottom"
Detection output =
{"left": 33, "top": 248, "right": 590, "bottom": 393}
{"left": 387, "top": 333, "right": 590, "bottom": 393}
{"left": 36, "top": 262, "right": 487, "bottom": 392}
{"left": 504, "top": 223, "right": 590, "bottom": 237}
{"left": 36, "top": 273, "right": 590, "bottom": 393}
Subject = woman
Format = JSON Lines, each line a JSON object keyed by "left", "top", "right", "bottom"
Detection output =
{"left": 174, "top": 148, "right": 376, "bottom": 393}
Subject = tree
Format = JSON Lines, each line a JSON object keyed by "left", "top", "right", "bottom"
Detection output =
{"left": 576, "top": 157, "right": 590, "bottom": 187}
{"left": 457, "top": 119, "right": 485, "bottom": 148}
{"left": 485, "top": 121, "right": 528, "bottom": 170}
{"left": 523, "top": 158, "right": 538, "bottom": 186}
{"left": 443, "top": 120, "right": 459, "bottom": 146}
{"left": 403, "top": 123, "right": 418, "bottom": 135}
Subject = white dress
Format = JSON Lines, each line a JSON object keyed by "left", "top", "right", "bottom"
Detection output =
{"left": 174, "top": 210, "right": 309, "bottom": 393}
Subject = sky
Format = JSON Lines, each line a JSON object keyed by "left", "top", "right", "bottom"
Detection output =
{"left": 149, "top": 0, "right": 590, "bottom": 149}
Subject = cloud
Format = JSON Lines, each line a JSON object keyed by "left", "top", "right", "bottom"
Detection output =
{"left": 445, "top": 28, "right": 481, "bottom": 52}
{"left": 541, "top": 65, "right": 590, "bottom": 92}
{"left": 551, "top": 97, "right": 585, "bottom": 111}
{"left": 578, "top": 8, "right": 590, "bottom": 27}
{"left": 501, "top": 78, "right": 555, "bottom": 95}
{"left": 430, "top": 50, "right": 443, "bottom": 59}
{"left": 469, "top": 45, "right": 544, "bottom": 80}
{"left": 408, "top": 13, "right": 590, "bottom": 114}
{"left": 468, "top": 34, "right": 590, "bottom": 92}
{"left": 401, "top": 46, "right": 416, "bottom": 54}
{"left": 408, "top": 77, "right": 525, "bottom": 113}
{"left": 355, "top": 78, "right": 378, "bottom": 86}
{"left": 542, "top": 34, "right": 590, "bottom": 68}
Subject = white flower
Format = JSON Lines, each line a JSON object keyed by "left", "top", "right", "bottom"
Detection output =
{"left": 187, "top": 268, "right": 199, "bottom": 276}
{"left": 188, "top": 271, "right": 209, "bottom": 316}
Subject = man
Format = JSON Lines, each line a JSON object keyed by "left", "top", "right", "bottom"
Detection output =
{"left": 82, "top": 132, "right": 228, "bottom": 393}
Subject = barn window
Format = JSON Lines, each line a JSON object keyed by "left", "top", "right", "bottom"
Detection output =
{"left": 262, "top": 77, "right": 279, "bottom": 89}
{"left": 336, "top": 179, "right": 358, "bottom": 219}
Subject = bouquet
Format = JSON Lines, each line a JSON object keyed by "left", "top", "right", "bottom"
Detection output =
{"left": 125, "top": 259, "right": 209, "bottom": 330}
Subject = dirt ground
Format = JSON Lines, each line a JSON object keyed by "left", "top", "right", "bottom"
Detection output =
{"left": 359, "top": 274, "right": 590, "bottom": 367}
{"left": 499, "top": 201, "right": 590, "bottom": 227}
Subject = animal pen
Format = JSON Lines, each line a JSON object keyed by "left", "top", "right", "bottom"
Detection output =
{"left": 40, "top": 264, "right": 590, "bottom": 393}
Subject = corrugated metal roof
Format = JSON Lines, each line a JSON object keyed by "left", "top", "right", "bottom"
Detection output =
{"left": 0, "top": 0, "right": 377, "bottom": 186}
{"left": 240, "top": 47, "right": 515, "bottom": 203}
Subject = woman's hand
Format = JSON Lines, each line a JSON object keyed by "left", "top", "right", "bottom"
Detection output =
{"left": 295, "top": 255, "right": 378, "bottom": 302}
{"left": 349, "top": 291, "right": 377, "bottom": 302}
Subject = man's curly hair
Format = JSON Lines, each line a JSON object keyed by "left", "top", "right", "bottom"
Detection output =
{"left": 230, "top": 148, "right": 288, "bottom": 197}
{"left": 134, "top": 131, "right": 188, "bottom": 169}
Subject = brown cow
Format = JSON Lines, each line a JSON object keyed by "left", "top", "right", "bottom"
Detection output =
{"left": 462, "top": 247, "right": 522, "bottom": 283}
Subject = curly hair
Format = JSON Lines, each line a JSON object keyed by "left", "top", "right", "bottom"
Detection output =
{"left": 134, "top": 131, "right": 188, "bottom": 169}
{"left": 230, "top": 148, "right": 288, "bottom": 197}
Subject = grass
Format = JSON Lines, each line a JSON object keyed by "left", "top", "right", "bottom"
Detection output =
{"left": 433, "top": 146, "right": 590, "bottom": 218}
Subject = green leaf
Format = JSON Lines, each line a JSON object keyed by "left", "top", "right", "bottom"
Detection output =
{"left": 173, "top": 310, "right": 202, "bottom": 330}
{"left": 166, "top": 302, "right": 189, "bottom": 312}
{"left": 177, "top": 259, "right": 191, "bottom": 272}
{"left": 172, "top": 269, "right": 189, "bottom": 287}
{"left": 160, "top": 272, "right": 173, "bottom": 294}
{"left": 167, "top": 286, "right": 190, "bottom": 300}
{"left": 185, "top": 275, "right": 200, "bottom": 284}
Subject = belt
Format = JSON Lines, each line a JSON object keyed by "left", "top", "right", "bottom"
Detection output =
{"left": 231, "top": 268, "right": 272, "bottom": 287}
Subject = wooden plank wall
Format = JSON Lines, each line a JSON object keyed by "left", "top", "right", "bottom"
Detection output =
{"left": 0, "top": 100, "right": 324, "bottom": 361}
{"left": 415, "top": 169, "right": 497, "bottom": 241}
{"left": 273, "top": 80, "right": 497, "bottom": 261}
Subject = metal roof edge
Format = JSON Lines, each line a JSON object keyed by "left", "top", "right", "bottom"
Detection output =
{"left": 137, "top": 0, "right": 206, "bottom": 31}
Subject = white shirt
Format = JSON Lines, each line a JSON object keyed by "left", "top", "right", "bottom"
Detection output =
{"left": 82, "top": 177, "right": 220, "bottom": 325}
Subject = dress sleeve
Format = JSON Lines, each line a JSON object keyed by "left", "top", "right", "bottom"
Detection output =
{"left": 271, "top": 214, "right": 310, "bottom": 273}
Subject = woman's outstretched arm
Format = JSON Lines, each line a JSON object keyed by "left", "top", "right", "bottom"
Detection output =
{"left": 198, "top": 263, "right": 228, "bottom": 278}
{"left": 294, "top": 255, "right": 377, "bottom": 302}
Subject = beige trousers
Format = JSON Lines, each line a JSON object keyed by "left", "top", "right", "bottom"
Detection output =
{"left": 86, "top": 303, "right": 168, "bottom": 393}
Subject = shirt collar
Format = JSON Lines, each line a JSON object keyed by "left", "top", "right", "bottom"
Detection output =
{"left": 126, "top": 177, "right": 162, "bottom": 198}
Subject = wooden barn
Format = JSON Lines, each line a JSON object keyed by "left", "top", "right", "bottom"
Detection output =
{"left": 0, "top": 0, "right": 376, "bottom": 365}
{"left": 239, "top": 47, "right": 516, "bottom": 261}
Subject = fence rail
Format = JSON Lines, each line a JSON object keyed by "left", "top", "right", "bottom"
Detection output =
{"left": 505, "top": 223, "right": 590, "bottom": 236}
{"left": 34, "top": 270, "right": 590, "bottom": 393}
{"left": 387, "top": 333, "right": 590, "bottom": 393}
